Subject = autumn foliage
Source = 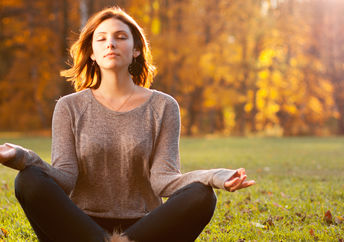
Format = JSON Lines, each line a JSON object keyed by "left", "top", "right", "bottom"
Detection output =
{"left": 0, "top": 0, "right": 343, "bottom": 136}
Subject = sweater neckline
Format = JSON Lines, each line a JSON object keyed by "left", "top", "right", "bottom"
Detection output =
{"left": 87, "top": 88, "right": 156, "bottom": 115}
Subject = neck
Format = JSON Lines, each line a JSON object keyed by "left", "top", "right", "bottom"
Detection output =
{"left": 97, "top": 68, "right": 135, "bottom": 98}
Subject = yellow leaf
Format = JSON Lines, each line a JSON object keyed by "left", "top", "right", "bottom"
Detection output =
{"left": 309, "top": 97, "right": 322, "bottom": 113}
{"left": 245, "top": 103, "right": 252, "bottom": 112}
{"left": 151, "top": 18, "right": 160, "bottom": 35}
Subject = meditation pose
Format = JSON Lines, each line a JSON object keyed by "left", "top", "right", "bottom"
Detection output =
{"left": 0, "top": 7, "right": 255, "bottom": 242}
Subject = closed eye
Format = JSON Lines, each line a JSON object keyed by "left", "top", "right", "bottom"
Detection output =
{"left": 116, "top": 33, "right": 128, "bottom": 40}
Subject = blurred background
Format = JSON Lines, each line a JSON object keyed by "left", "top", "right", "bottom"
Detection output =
{"left": 0, "top": 0, "right": 343, "bottom": 136}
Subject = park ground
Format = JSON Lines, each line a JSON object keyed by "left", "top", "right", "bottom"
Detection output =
{"left": 0, "top": 136, "right": 343, "bottom": 241}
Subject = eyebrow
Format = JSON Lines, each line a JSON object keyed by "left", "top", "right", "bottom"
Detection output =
{"left": 94, "top": 30, "right": 129, "bottom": 35}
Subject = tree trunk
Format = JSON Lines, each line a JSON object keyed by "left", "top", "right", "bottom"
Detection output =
{"left": 60, "top": 0, "right": 74, "bottom": 95}
{"left": 185, "top": 87, "right": 204, "bottom": 136}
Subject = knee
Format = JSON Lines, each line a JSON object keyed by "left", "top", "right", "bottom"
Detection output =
{"left": 15, "top": 166, "right": 47, "bottom": 203}
{"left": 188, "top": 182, "right": 217, "bottom": 215}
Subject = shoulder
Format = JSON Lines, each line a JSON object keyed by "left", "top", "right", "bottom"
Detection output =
{"left": 56, "top": 89, "right": 90, "bottom": 105}
{"left": 151, "top": 90, "right": 179, "bottom": 111}
{"left": 150, "top": 90, "right": 180, "bottom": 120}
{"left": 54, "top": 89, "right": 91, "bottom": 115}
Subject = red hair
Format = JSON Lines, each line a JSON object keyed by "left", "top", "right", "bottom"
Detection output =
{"left": 61, "top": 6, "right": 156, "bottom": 91}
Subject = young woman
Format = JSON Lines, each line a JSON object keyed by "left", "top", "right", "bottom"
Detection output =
{"left": 0, "top": 7, "right": 255, "bottom": 242}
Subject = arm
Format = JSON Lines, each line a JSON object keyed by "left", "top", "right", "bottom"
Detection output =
{"left": 0, "top": 98, "right": 78, "bottom": 194}
{"left": 149, "top": 98, "right": 242, "bottom": 197}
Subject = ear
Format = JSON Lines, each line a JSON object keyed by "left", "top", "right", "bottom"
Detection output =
{"left": 133, "top": 48, "right": 141, "bottom": 58}
{"left": 90, "top": 53, "right": 95, "bottom": 61}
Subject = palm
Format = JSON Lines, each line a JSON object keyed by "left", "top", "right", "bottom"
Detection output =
{"left": 224, "top": 168, "right": 255, "bottom": 192}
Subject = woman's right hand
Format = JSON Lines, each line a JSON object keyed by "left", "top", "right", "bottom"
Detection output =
{"left": 0, "top": 144, "right": 16, "bottom": 164}
{"left": 224, "top": 168, "right": 255, "bottom": 192}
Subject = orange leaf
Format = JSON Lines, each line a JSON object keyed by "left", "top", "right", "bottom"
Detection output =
{"left": 324, "top": 210, "right": 332, "bottom": 224}
{"left": 335, "top": 216, "right": 344, "bottom": 225}
{"left": 0, "top": 227, "right": 9, "bottom": 238}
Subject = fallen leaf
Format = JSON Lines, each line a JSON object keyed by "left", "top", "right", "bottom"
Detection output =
{"left": 280, "top": 192, "right": 288, "bottom": 198}
{"left": 0, "top": 228, "right": 8, "bottom": 238}
{"left": 260, "top": 190, "right": 273, "bottom": 196}
{"left": 295, "top": 212, "right": 306, "bottom": 221}
{"left": 272, "top": 202, "right": 288, "bottom": 210}
{"left": 274, "top": 216, "right": 284, "bottom": 221}
{"left": 309, "top": 228, "right": 319, "bottom": 240}
{"left": 224, "top": 211, "right": 233, "bottom": 221}
{"left": 335, "top": 216, "right": 344, "bottom": 225}
{"left": 1, "top": 183, "right": 8, "bottom": 191}
{"left": 252, "top": 222, "right": 267, "bottom": 229}
{"left": 324, "top": 210, "right": 333, "bottom": 224}
{"left": 263, "top": 216, "right": 274, "bottom": 228}
{"left": 263, "top": 166, "right": 270, "bottom": 172}
{"left": 258, "top": 203, "right": 268, "bottom": 212}
{"left": 241, "top": 209, "right": 253, "bottom": 215}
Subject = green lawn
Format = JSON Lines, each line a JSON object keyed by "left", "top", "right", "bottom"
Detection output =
{"left": 0, "top": 136, "right": 343, "bottom": 241}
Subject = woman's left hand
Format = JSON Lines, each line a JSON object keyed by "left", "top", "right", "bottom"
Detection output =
{"left": 224, "top": 168, "right": 255, "bottom": 192}
{"left": 0, "top": 144, "right": 16, "bottom": 165}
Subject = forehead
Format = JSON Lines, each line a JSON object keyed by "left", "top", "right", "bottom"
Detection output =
{"left": 94, "top": 17, "right": 131, "bottom": 34}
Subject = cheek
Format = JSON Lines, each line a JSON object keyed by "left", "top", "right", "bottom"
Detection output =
{"left": 125, "top": 43, "right": 135, "bottom": 58}
{"left": 91, "top": 42, "right": 102, "bottom": 59}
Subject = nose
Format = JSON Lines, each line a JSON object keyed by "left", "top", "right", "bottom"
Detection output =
{"left": 106, "top": 38, "right": 116, "bottom": 49}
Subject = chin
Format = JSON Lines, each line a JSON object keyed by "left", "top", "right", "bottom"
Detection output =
{"left": 101, "top": 63, "right": 128, "bottom": 71}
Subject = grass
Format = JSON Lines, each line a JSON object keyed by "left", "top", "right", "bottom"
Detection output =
{"left": 0, "top": 136, "right": 344, "bottom": 241}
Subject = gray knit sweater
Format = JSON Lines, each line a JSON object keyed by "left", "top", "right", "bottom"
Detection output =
{"left": 4, "top": 88, "right": 236, "bottom": 218}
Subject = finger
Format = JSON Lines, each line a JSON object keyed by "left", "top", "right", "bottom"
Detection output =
{"left": 224, "top": 177, "right": 243, "bottom": 191}
{"left": 241, "top": 180, "right": 256, "bottom": 188}
{"left": 227, "top": 177, "right": 244, "bottom": 192}
{"left": 227, "top": 170, "right": 240, "bottom": 182}
{"left": 231, "top": 170, "right": 240, "bottom": 179}
{"left": 237, "top": 168, "right": 245, "bottom": 175}
{"left": 224, "top": 177, "right": 239, "bottom": 188}
{"left": 230, "top": 178, "right": 242, "bottom": 188}
{"left": 231, "top": 175, "right": 246, "bottom": 191}
{"left": 234, "top": 180, "right": 256, "bottom": 191}
{"left": 0, "top": 145, "right": 8, "bottom": 152}
{"left": 239, "top": 170, "right": 246, "bottom": 180}
{"left": 229, "top": 168, "right": 244, "bottom": 180}
{"left": 0, "top": 147, "right": 16, "bottom": 163}
{"left": 0, "top": 145, "right": 15, "bottom": 153}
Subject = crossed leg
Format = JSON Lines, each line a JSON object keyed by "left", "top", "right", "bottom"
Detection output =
{"left": 15, "top": 166, "right": 216, "bottom": 242}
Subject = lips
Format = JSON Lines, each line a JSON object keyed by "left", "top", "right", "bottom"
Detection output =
{"left": 104, "top": 52, "right": 120, "bottom": 58}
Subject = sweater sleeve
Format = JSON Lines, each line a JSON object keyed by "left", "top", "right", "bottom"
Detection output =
{"left": 149, "top": 98, "right": 237, "bottom": 197}
{"left": 2, "top": 98, "right": 78, "bottom": 194}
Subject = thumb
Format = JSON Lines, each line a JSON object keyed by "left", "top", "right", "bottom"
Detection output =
{"left": 5, "top": 148, "right": 16, "bottom": 158}
{"left": 0, "top": 146, "right": 16, "bottom": 161}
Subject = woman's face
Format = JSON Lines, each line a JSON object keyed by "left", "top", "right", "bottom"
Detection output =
{"left": 91, "top": 18, "right": 140, "bottom": 72}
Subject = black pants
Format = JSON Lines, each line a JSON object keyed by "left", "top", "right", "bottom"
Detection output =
{"left": 15, "top": 166, "right": 217, "bottom": 242}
